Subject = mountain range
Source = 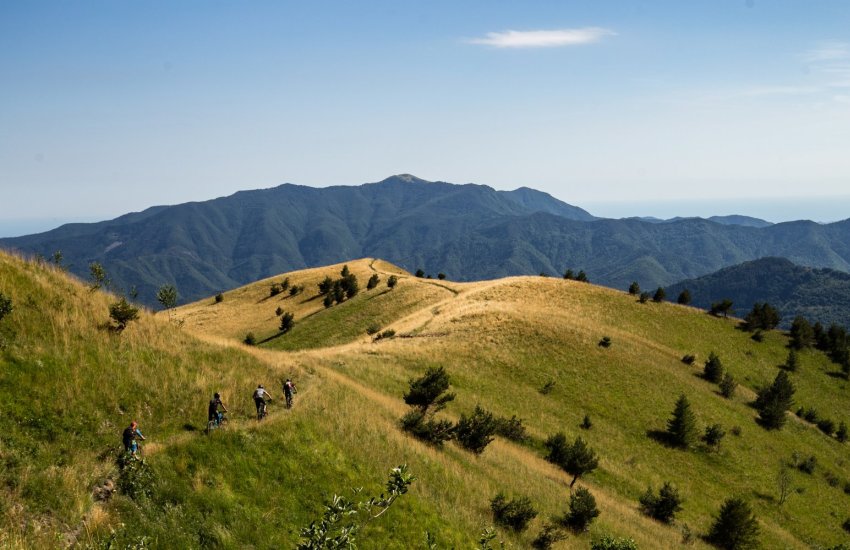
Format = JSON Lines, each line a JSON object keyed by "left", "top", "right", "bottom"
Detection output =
{"left": 2, "top": 174, "right": 849, "bottom": 307}
{"left": 667, "top": 257, "right": 850, "bottom": 329}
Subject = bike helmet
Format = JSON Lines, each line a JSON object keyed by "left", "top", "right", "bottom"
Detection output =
{"left": 258, "top": 384, "right": 264, "bottom": 389}
{"left": 214, "top": 392, "right": 220, "bottom": 398}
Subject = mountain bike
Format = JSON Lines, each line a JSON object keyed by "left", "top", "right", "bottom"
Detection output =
{"left": 257, "top": 399, "right": 270, "bottom": 421}
{"left": 206, "top": 412, "right": 228, "bottom": 435}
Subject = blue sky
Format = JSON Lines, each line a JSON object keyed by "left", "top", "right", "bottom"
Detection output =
{"left": 2, "top": 0, "right": 850, "bottom": 235}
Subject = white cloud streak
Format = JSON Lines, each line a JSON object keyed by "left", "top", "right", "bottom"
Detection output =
{"left": 801, "top": 41, "right": 850, "bottom": 63}
{"left": 468, "top": 27, "right": 615, "bottom": 49}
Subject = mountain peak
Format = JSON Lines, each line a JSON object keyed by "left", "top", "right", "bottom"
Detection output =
{"left": 383, "top": 174, "right": 429, "bottom": 184}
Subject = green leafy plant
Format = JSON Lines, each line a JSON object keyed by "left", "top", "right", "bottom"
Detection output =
{"left": 490, "top": 493, "right": 538, "bottom": 531}
{"left": 296, "top": 465, "right": 415, "bottom": 550}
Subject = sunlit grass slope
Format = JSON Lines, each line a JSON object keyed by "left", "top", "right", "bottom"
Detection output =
{"left": 177, "top": 259, "right": 850, "bottom": 549}
{"left": 4, "top": 251, "right": 850, "bottom": 548}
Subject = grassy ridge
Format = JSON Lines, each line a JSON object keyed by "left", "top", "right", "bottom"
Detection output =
{"left": 3, "top": 253, "right": 850, "bottom": 548}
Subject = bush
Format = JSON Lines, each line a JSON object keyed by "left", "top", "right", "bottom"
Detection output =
{"left": 399, "top": 410, "right": 455, "bottom": 447}
{"left": 653, "top": 287, "right": 666, "bottom": 302}
{"left": 719, "top": 374, "right": 737, "bottom": 399}
{"left": 817, "top": 418, "right": 836, "bottom": 436}
{"left": 0, "top": 291, "right": 13, "bottom": 323}
{"left": 751, "top": 330, "right": 764, "bottom": 343}
{"left": 677, "top": 289, "right": 692, "bottom": 305}
{"left": 366, "top": 274, "right": 380, "bottom": 290}
{"left": 275, "top": 306, "right": 284, "bottom": 316}
{"left": 403, "top": 367, "right": 454, "bottom": 412}
{"left": 373, "top": 329, "right": 396, "bottom": 341}
{"left": 563, "top": 269, "right": 575, "bottom": 280}
{"left": 639, "top": 291, "right": 650, "bottom": 303}
{"left": 709, "top": 299, "right": 734, "bottom": 318}
{"left": 531, "top": 524, "right": 567, "bottom": 549}
{"left": 581, "top": 414, "right": 593, "bottom": 430}
{"left": 490, "top": 493, "right": 538, "bottom": 531}
{"left": 365, "top": 323, "right": 381, "bottom": 336}
{"left": 628, "top": 281, "right": 640, "bottom": 295}
{"left": 415, "top": 269, "right": 425, "bottom": 278}
{"left": 109, "top": 298, "right": 139, "bottom": 331}
{"left": 744, "top": 302, "right": 781, "bottom": 331}
{"left": 539, "top": 380, "right": 556, "bottom": 395}
{"left": 591, "top": 535, "right": 639, "bottom": 550}
{"left": 560, "top": 487, "right": 599, "bottom": 531}
{"left": 455, "top": 405, "right": 497, "bottom": 454}
{"left": 116, "top": 454, "right": 154, "bottom": 500}
{"left": 289, "top": 285, "right": 301, "bottom": 296}
{"left": 800, "top": 406, "right": 819, "bottom": 423}
{"left": 279, "top": 312, "right": 295, "bottom": 333}
{"left": 681, "top": 354, "right": 696, "bottom": 365}
{"left": 270, "top": 283, "right": 282, "bottom": 297}
{"left": 598, "top": 336, "right": 612, "bottom": 348}
{"left": 437, "top": 273, "right": 446, "bottom": 280}
{"left": 318, "top": 276, "right": 334, "bottom": 295}
{"left": 706, "top": 497, "right": 759, "bottom": 550}
{"left": 387, "top": 275, "right": 398, "bottom": 289}
{"left": 704, "top": 352, "right": 724, "bottom": 383}
{"left": 798, "top": 455, "right": 817, "bottom": 474}
{"left": 214, "top": 292, "right": 224, "bottom": 303}
{"left": 704, "top": 424, "right": 726, "bottom": 449}
{"left": 280, "top": 277, "right": 290, "bottom": 291}
{"left": 244, "top": 332, "right": 256, "bottom": 346}
{"left": 323, "top": 294, "right": 333, "bottom": 308}
{"left": 789, "top": 316, "right": 814, "bottom": 350}
{"left": 494, "top": 415, "right": 528, "bottom": 442}
{"left": 843, "top": 518, "right": 850, "bottom": 534}
{"left": 576, "top": 270, "right": 589, "bottom": 282}
{"left": 639, "top": 482, "right": 683, "bottom": 523}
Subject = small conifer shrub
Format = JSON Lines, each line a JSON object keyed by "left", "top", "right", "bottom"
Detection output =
{"left": 639, "top": 482, "right": 683, "bottom": 524}
{"left": 275, "top": 306, "right": 284, "bottom": 316}
{"left": 539, "top": 380, "right": 556, "bottom": 395}
{"left": 703, "top": 424, "right": 726, "bottom": 449}
{"left": 817, "top": 418, "right": 836, "bottom": 436}
{"left": 494, "top": 415, "right": 528, "bottom": 442}
{"left": 720, "top": 373, "right": 738, "bottom": 399}
{"left": 639, "top": 291, "right": 650, "bottom": 303}
{"left": 215, "top": 292, "right": 224, "bottom": 303}
{"left": 366, "top": 274, "right": 380, "bottom": 290}
{"left": 581, "top": 414, "right": 593, "bottom": 430}
{"left": 560, "top": 487, "right": 599, "bottom": 532}
{"left": 703, "top": 352, "right": 724, "bottom": 383}
{"left": 109, "top": 298, "right": 139, "bottom": 331}
{"left": 706, "top": 498, "right": 759, "bottom": 550}
{"left": 455, "top": 405, "right": 497, "bottom": 454}
{"left": 598, "top": 336, "right": 612, "bottom": 348}
{"left": 365, "top": 323, "right": 381, "bottom": 336}
{"left": 681, "top": 354, "right": 696, "bottom": 365}
{"left": 270, "top": 283, "right": 282, "bottom": 297}
{"left": 244, "top": 332, "right": 256, "bottom": 346}
{"left": 279, "top": 312, "right": 295, "bottom": 334}
{"left": 387, "top": 275, "right": 398, "bottom": 289}
{"left": 490, "top": 493, "right": 538, "bottom": 531}
{"left": 531, "top": 524, "right": 567, "bottom": 549}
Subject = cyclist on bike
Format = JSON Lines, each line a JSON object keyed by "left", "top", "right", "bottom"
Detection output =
{"left": 208, "top": 392, "right": 228, "bottom": 426}
{"left": 122, "top": 421, "right": 146, "bottom": 458}
{"left": 253, "top": 384, "right": 273, "bottom": 419}
{"left": 283, "top": 378, "right": 297, "bottom": 408}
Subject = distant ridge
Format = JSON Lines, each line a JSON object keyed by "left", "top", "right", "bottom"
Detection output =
{"left": 1, "top": 175, "right": 849, "bottom": 307}
{"left": 668, "top": 257, "right": 850, "bottom": 328}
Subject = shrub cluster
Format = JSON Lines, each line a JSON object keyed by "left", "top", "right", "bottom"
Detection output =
{"left": 639, "top": 482, "right": 683, "bottom": 523}
{"left": 493, "top": 415, "right": 528, "bottom": 442}
{"left": 319, "top": 266, "right": 359, "bottom": 307}
{"left": 455, "top": 406, "right": 497, "bottom": 454}
{"left": 755, "top": 371, "right": 795, "bottom": 430}
{"left": 490, "top": 493, "right": 538, "bottom": 531}
{"left": 743, "top": 302, "right": 781, "bottom": 331}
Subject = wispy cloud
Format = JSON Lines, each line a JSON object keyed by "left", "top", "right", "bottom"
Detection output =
{"left": 801, "top": 41, "right": 850, "bottom": 63}
{"left": 468, "top": 27, "right": 615, "bottom": 49}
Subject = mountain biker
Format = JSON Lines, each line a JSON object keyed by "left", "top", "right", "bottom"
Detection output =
{"left": 253, "top": 384, "right": 273, "bottom": 419}
{"left": 208, "top": 392, "right": 228, "bottom": 425}
{"left": 283, "top": 378, "right": 297, "bottom": 408}
{"left": 122, "top": 421, "right": 146, "bottom": 458}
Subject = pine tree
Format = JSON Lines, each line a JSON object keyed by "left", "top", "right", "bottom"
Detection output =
{"left": 279, "top": 312, "right": 295, "bottom": 334}
{"left": 719, "top": 373, "right": 738, "bottom": 398}
{"left": 704, "top": 352, "right": 724, "bottom": 383}
{"left": 755, "top": 371, "right": 795, "bottom": 430}
{"left": 576, "top": 270, "right": 589, "bottom": 283}
{"left": 367, "top": 274, "right": 380, "bottom": 290}
{"left": 706, "top": 497, "right": 759, "bottom": 550}
{"left": 387, "top": 275, "right": 398, "bottom": 289}
{"left": 789, "top": 316, "right": 814, "bottom": 350}
{"left": 785, "top": 349, "right": 799, "bottom": 372}
{"left": 666, "top": 394, "right": 698, "bottom": 448}
{"left": 563, "top": 269, "right": 575, "bottom": 280}
{"left": 628, "top": 281, "right": 640, "bottom": 295}
{"left": 561, "top": 487, "right": 599, "bottom": 532}
{"left": 677, "top": 289, "right": 692, "bottom": 305}
{"left": 652, "top": 287, "right": 666, "bottom": 303}
{"left": 318, "top": 276, "right": 334, "bottom": 295}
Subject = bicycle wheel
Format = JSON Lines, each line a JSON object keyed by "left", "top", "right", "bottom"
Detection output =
{"left": 206, "top": 420, "right": 215, "bottom": 435}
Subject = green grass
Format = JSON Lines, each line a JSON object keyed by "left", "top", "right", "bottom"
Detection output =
{"left": 4, "top": 254, "right": 850, "bottom": 548}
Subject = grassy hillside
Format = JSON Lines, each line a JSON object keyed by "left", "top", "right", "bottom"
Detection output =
{"left": 3, "top": 252, "right": 850, "bottom": 548}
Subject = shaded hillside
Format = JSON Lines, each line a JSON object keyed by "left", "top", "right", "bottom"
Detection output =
{"left": 667, "top": 257, "right": 850, "bottom": 328}
{"left": 2, "top": 175, "right": 849, "bottom": 312}
{"left": 4, "top": 252, "right": 850, "bottom": 548}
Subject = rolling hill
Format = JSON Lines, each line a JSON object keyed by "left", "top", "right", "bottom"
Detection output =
{"left": 2, "top": 175, "right": 850, "bottom": 309}
{"left": 667, "top": 257, "right": 850, "bottom": 329}
{"left": 3, "top": 250, "right": 850, "bottom": 548}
